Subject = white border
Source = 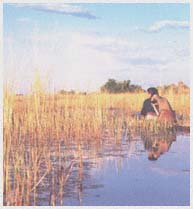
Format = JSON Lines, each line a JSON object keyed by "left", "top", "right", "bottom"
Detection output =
{"left": 190, "top": 0, "right": 193, "bottom": 208}
{"left": 0, "top": 1, "right": 3, "bottom": 208}
{"left": 1, "top": 0, "right": 191, "bottom": 3}
{"left": 0, "top": 0, "right": 192, "bottom": 208}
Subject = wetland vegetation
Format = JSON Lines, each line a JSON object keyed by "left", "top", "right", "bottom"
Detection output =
{"left": 3, "top": 79, "right": 190, "bottom": 206}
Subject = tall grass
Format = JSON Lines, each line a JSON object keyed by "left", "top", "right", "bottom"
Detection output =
{"left": 3, "top": 79, "right": 190, "bottom": 205}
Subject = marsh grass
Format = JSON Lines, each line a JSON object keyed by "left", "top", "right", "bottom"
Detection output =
{"left": 3, "top": 80, "right": 190, "bottom": 205}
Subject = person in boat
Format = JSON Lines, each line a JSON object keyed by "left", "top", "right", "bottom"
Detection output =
{"left": 140, "top": 87, "right": 159, "bottom": 120}
{"left": 151, "top": 94, "right": 176, "bottom": 124}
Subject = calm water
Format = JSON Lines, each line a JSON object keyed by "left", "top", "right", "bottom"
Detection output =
{"left": 36, "top": 130, "right": 190, "bottom": 206}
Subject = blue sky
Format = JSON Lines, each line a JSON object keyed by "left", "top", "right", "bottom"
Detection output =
{"left": 4, "top": 3, "right": 190, "bottom": 93}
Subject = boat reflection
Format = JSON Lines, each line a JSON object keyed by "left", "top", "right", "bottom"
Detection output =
{"left": 142, "top": 132, "right": 176, "bottom": 161}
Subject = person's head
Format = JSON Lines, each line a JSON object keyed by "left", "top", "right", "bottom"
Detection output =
{"left": 147, "top": 87, "right": 158, "bottom": 98}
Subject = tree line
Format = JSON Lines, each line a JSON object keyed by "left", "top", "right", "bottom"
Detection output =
{"left": 58, "top": 79, "right": 189, "bottom": 95}
{"left": 58, "top": 79, "right": 144, "bottom": 94}
{"left": 100, "top": 79, "right": 144, "bottom": 93}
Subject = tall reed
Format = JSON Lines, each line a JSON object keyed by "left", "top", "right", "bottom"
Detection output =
{"left": 3, "top": 79, "right": 190, "bottom": 205}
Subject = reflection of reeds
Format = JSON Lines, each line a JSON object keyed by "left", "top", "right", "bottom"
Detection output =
{"left": 3, "top": 81, "right": 189, "bottom": 205}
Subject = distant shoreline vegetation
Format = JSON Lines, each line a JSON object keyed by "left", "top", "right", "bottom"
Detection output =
{"left": 57, "top": 79, "right": 189, "bottom": 95}
{"left": 13, "top": 78, "right": 190, "bottom": 96}
{"left": 100, "top": 79, "right": 144, "bottom": 93}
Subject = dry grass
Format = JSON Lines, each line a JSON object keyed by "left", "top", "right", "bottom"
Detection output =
{"left": 3, "top": 81, "right": 190, "bottom": 205}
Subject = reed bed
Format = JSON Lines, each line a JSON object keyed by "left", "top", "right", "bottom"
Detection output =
{"left": 3, "top": 84, "right": 190, "bottom": 205}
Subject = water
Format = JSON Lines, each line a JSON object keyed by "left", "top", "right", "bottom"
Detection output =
{"left": 36, "top": 130, "right": 190, "bottom": 206}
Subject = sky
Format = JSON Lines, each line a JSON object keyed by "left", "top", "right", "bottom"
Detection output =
{"left": 3, "top": 3, "right": 190, "bottom": 93}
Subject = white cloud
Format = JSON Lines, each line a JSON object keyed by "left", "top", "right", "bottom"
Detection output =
{"left": 15, "top": 3, "right": 97, "bottom": 20}
{"left": 147, "top": 20, "right": 189, "bottom": 32}
{"left": 4, "top": 30, "right": 190, "bottom": 93}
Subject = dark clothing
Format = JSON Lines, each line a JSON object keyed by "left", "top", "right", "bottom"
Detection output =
{"left": 141, "top": 98, "right": 157, "bottom": 116}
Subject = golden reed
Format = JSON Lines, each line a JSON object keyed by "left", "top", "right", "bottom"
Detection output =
{"left": 3, "top": 79, "right": 189, "bottom": 205}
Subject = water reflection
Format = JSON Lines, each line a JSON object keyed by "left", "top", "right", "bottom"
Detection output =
{"left": 127, "top": 127, "right": 189, "bottom": 161}
{"left": 144, "top": 132, "right": 176, "bottom": 161}
{"left": 54, "top": 129, "right": 189, "bottom": 206}
{"left": 7, "top": 128, "right": 189, "bottom": 206}
{"left": 51, "top": 129, "right": 189, "bottom": 206}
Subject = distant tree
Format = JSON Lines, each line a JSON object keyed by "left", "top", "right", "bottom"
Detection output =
{"left": 101, "top": 79, "right": 117, "bottom": 93}
{"left": 100, "top": 79, "right": 143, "bottom": 93}
{"left": 69, "top": 90, "right": 76, "bottom": 94}
{"left": 59, "top": 90, "right": 68, "bottom": 95}
{"left": 157, "top": 81, "right": 189, "bottom": 94}
{"left": 129, "top": 84, "right": 143, "bottom": 93}
{"left": 59, "top": 89, "right": 76, "bottom": 95}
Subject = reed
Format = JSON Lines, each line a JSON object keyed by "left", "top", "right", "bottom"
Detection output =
{"left": 3, "top": 79, "right": 190, "bottom": 205}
